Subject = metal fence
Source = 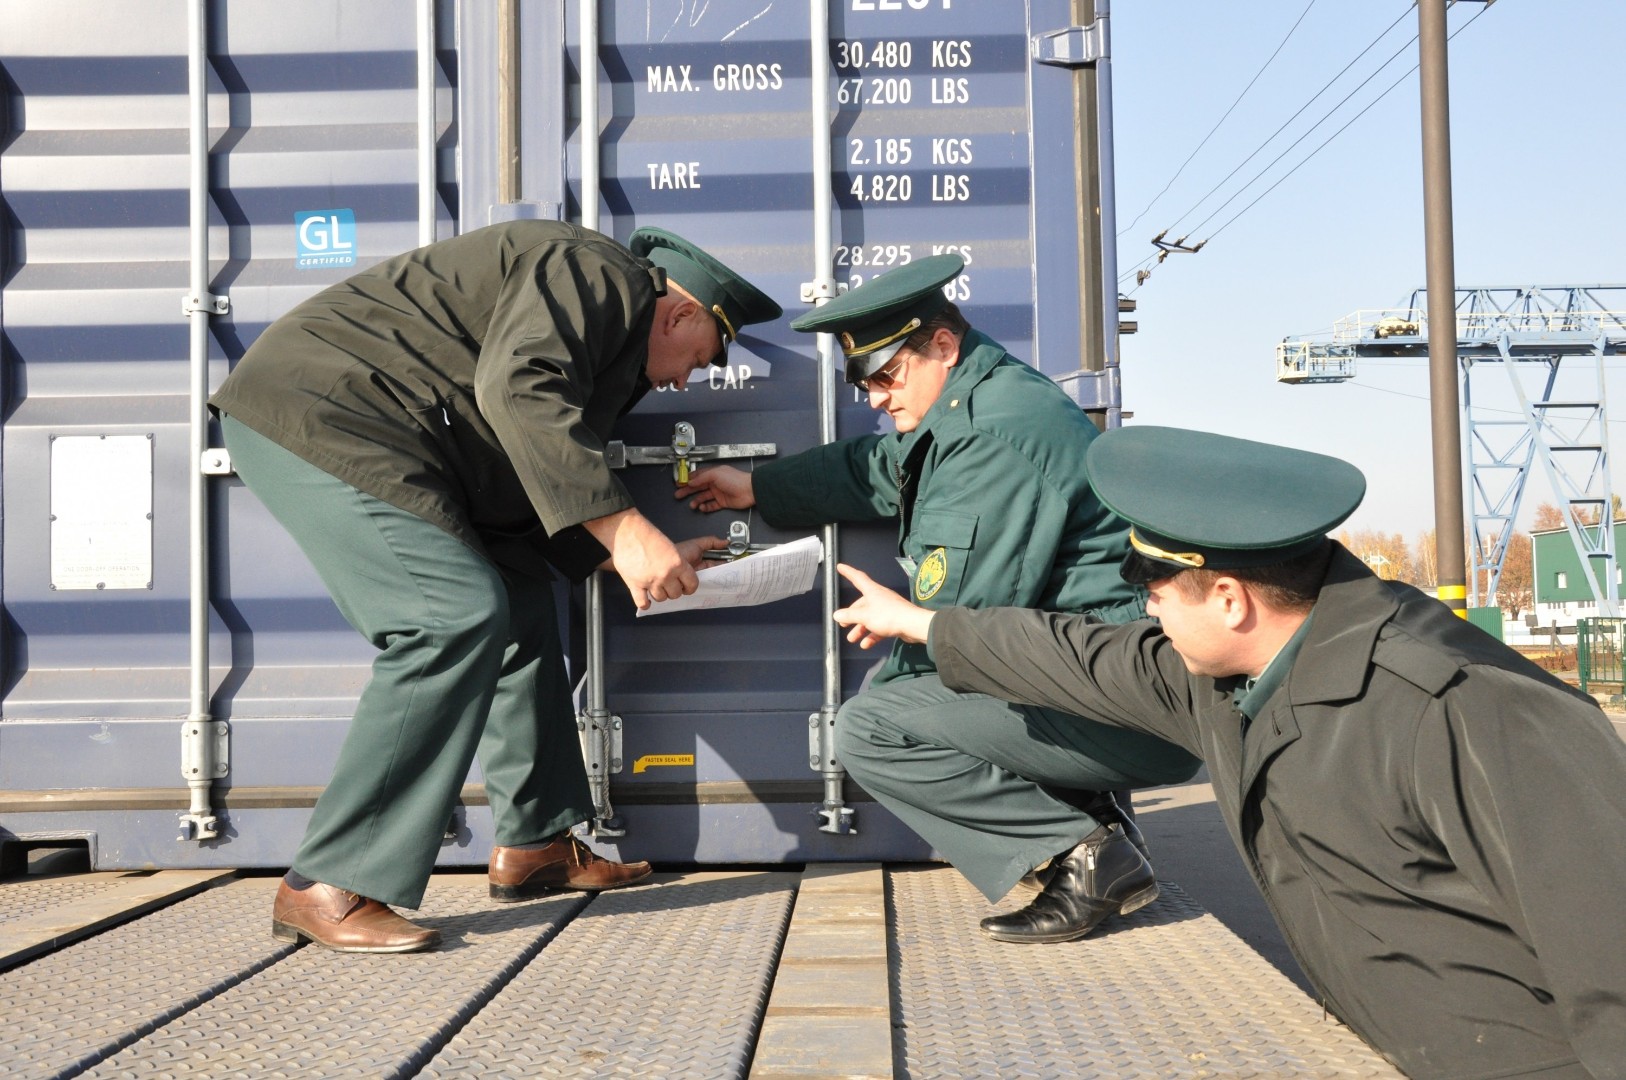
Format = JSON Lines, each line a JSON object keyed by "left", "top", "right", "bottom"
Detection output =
{"left": 1577, "top": 618, "right": 1626, "bottom": 692}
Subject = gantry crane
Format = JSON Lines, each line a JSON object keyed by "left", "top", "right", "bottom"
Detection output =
{"left": 1277, "top": 286, "right": 1626, "bottom": 614}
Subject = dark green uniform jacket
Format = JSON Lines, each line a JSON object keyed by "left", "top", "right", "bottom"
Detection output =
{"left": 753, "top": 330, "right": 1145, "bottom": 685}
{"left": 931, "top": 544, "right": 1626, "bottom": 1080}
{"left": 211, "top": 221, "right": 663, "bottom": 579}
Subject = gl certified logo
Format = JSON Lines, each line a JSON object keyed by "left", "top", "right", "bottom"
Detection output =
{"left": 295, "top": 209, "right": 357, "bottom": 269}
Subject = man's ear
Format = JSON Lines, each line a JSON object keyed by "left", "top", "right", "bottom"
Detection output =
{"left": 932, "top": 327, "right": 961, "bottom": 367}
{"left": 1213, "top": 576, "right": 1252, "bottom": 630}
{"left": 671, "top": 297, "right": 703, "bottom": 331}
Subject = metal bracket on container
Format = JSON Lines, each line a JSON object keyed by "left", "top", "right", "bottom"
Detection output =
{"left": 604, "top": 421, "right": 776, "bottom": 484}
{"left": 1032, "top": 21, "right": 1107, "bottom": 68}
{"left": 178, "top": 719, "right": 229, "bottom": 841}
{"left": 1051, "top": 368, "right": 1121, "bottom": 411}
{"left": 487, "top": 200, "right": 562, "bottom": 224}
{"left": 199, "top": 448, "right": 235, "bottom": 476}
{"left": 181, "top": 293, "right": 230, "bottom": 316}
{"left": 703, "top": 520, "right": 775, "bottom": 561}
{"left": 578, "top": 712, "right": 625, "bottom": 838}
{"left": 799, "top": 279, "right": 848, "bottom": 304}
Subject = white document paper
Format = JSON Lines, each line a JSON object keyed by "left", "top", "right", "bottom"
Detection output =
{"left": 638, "top": 535, "right": 824, "bottom": 617}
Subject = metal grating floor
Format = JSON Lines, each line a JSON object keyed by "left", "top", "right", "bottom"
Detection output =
{"left": 0, "top": 866, "right": 1403, "bottom": 1079}
{"left": 890, "top": 868, "right": 1403, "bottom": 1079}
{"left": 0, "top": 876, "right": 137, "bottom": 927}
{"left": 421, "top": 873, "right": 796, "bottom": 1078}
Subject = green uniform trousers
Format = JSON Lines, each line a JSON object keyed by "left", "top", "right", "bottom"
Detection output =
{"left": 222, "top": 416, "right": 593, "bottom": 909}
{"left": 836, "top": 675, "right": 1200, "bottom": 902}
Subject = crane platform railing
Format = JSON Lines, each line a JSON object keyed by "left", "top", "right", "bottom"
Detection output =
{"left": 1278, "top": 293, "right": 1626, "bottom": 384}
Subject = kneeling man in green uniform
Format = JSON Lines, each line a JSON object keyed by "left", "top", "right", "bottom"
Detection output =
{"left": 676, "top": 256, "right": 1200, "bottom": 943}
{"left": 210, "top": 222, "right": 780, "bottom": 952}
{"left": 833, "top": 426, "right": 1626, "bottom": 1079}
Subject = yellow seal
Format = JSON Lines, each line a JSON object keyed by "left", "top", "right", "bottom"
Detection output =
{"left": 915, "top": 547, "right": 949, "bottom": 601}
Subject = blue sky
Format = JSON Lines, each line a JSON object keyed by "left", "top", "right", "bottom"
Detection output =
{"left": 1108, "top": 0, "right": 1625, "bottom": 539}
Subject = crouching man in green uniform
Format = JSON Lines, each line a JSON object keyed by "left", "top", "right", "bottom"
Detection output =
{"left": 833, "top": 426, "right": 1626, "bottom": 1079}
{"left": 210, "top": 222, "right": 780, "bottom": 953}
{"left": 676, "top": 255, "right": 1200, "bottom": 943}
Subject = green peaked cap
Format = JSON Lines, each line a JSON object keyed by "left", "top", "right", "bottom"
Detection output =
{"left": 1084, "top": 426, "right": 1366, "bottom": 584}
{"left": 790, "top": 253, "right": 965, "bottom": 384}
{"left": 628, "top": 227, "right": 783, "bottom": 366}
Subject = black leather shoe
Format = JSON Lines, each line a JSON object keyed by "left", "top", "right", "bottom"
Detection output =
{"left": 1017, "top": 791, "right": 1150, "bottom": 892}
{"left": 982, "top": 824, "right": 1158, "bottom": 944}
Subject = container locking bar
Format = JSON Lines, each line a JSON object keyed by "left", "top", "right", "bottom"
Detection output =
{"left": 580, "top": 421, "right": 776, "bottom": 836}
{"left": 604, "top": 421, "right": 776, "bottom": 484}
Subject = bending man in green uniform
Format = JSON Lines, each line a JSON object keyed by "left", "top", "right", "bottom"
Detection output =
{"left": 210, "top": 222, "right": 780, "bottom": 953}
{"left": 833, "top": 426, "right": 1626, "bottom": 1079}
{"left": 676, "top": 255, "right": 1199, "bottom": 943}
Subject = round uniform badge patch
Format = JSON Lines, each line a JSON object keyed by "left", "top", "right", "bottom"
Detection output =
{"left": 915, "top": 547, "right": 949, "bottom": 601}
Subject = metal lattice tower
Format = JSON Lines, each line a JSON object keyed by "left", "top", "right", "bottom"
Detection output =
{"left": 1277, "top": 286, "right": 1626, "bottom": 615}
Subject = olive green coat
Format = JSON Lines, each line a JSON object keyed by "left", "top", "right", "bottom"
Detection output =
{"left": 753, "top": 330, "right": 1145, "bottom": 686}
{"left": 931, "top": 544, "right": 1626, "bottom": 1080}
{"left": 211, "top": 221, "right": 664, "bottom": 579}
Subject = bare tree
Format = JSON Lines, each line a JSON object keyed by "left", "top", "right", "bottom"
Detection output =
{"left": 1412, "top": 529, "right": 1438, "bottom": 589}
{"left": 1342, "top": 529, "right": 1414, "bottom": 582}
{"left": 1532, "top": 493, "right": 1622, "bottom": 529}
{"left": 1493, "top": 532, "right": 1534, "bottom": 618}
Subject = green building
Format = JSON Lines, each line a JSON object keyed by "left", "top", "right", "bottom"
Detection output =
{"left": 1530, "top": 522, "right": 1626, "bottom": 627}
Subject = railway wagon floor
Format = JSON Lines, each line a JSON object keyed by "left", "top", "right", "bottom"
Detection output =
{"left": 0, "top": 859, "right": 1401, "bottom": 1078}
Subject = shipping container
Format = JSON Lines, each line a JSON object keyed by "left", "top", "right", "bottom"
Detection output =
{"left": 0, "top": 0, "right": 1122, "bottom": 870}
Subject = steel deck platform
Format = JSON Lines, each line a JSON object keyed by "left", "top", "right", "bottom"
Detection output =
{"left": 0, "top": 866, "right": 1402, "bottom": 1079}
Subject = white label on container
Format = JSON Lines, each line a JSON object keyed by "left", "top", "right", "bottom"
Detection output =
{"left": 50, "top": 434, "right": 153, "bottom": 591}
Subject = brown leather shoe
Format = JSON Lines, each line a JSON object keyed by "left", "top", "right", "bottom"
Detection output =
{"left": 271, "top": 880, "right": 440, "bottom": 953}
{"left": 489, "top": 836, "right": 652, "bottom": 902}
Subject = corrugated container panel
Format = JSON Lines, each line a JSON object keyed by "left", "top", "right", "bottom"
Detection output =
{"left": 0, "top": 0, "right": 455, "bottom": 758}
{"left": 0, "top": 0, "right": 1099, "bottom": 867}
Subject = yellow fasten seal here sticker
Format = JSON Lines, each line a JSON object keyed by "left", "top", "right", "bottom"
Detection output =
{"left": 914, "top": 547, "right": 949, "bottom": 601}
{"left": 633, "top": 754, "right": 695, "bottom": 774}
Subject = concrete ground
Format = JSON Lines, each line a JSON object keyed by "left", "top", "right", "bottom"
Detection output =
{"left": 1130, "top": 770, "right": 1312, "bottom": 994}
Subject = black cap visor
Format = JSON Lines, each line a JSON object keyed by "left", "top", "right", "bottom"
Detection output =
{"left": 1119, "top": 548, "right": 1195, "bottom": 586}
{"left": 842, "top": 338, "right": 908, "bottom": 385}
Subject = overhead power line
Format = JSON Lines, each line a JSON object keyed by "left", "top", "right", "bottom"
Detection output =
{"left": 1122, "top": 0, "right": 1496, "bottom": 292}
{"left": 1156, "top": 3, "right": 1416, "bottom": 242}
{"left": 1198, "top": 1, "right": 1494, "bottom": 245}
{"left": 1117, "top": 0, "right": 1320, "bottom": 239}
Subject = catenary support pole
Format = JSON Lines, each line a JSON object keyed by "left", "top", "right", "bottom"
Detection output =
{"left": 1419, "top": 0, "right": 1467, "bottom": 616}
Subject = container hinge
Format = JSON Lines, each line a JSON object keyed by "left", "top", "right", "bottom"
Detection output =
{"left": 181, "top": 293, "right": 230, "bottom": 316}
{"left": 200, "top": 448, "right": 235, "bottom": 476}
{"left": 1032, "top": 21, "right": 1107, "bottom": 68}
{"left": 1051, "top": 368, "right": 1121, "bottom": 411}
